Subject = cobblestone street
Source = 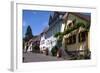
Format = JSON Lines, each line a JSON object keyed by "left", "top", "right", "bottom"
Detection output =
{"left": 23, "top": 52, "right": 64, "bottom": 63}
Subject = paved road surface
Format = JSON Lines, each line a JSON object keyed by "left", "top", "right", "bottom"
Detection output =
{"left": 23, "top": 52, "right": 64, "bottom": 63}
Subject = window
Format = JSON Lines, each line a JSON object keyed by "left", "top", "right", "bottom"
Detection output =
{"left": 72, "top": 35, "right": 76, "bottom": 43}
{"left": 78, "top": 31, "right": 87, "bottom": 42}
{"left": 66, "top": 34, "right": 76, "bottom": 45}
{"left": 68, "top": 23, "right": 72, "bottom": 27}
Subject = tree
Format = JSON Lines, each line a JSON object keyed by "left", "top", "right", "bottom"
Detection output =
{"left": 25, "top": 25, "right": 33, "bottom": 42}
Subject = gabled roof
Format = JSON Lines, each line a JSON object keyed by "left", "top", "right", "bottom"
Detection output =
{"left": 28, "top": 35, "right": 41, "bottom": 43}
{"left": 47, "top": 12, "right": 66, "bottom": 33}
{"left": 71, "top": 12, "right": 91, "bottom": 22}
{"left": 48, "top": 12, "right": 66, "bottom": 26}
{"left": 63, "top": 12, "right": 91, "bottom": 22}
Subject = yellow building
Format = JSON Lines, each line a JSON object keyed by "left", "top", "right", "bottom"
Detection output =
{"left": 62, "top": 12, "right": 91, "bottom": 56}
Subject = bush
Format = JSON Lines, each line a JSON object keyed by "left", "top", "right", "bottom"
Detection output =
{"left": 70, "top": 49, "right": 91, "bottom": 60}
{"left": 51, "top": 46, "right": 58, "bottom": 56}
{"left": 84, "top": 49, "right": 91, "bottom": 59}
{"left": 54, "top": 32, "right": 63, "bottom": 38}
{"left": 34, "top": 45, "right": 40, "bottom": 50}
{"left": 32, "top": 45, "right": 40, "bottom": 53}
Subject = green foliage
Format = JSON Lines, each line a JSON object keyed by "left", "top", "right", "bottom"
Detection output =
{"left": 32, "top": 45, "right": 40, "bottom": 53}
{"left": 63, "top": 22, "right": 81, "bottom": 35}
{"left": 35, "top": 45, "right": 40, "bottom": 50}
{"left": 63, "top": 28, "right": 74, "bottom": 35}
{"left": 76, "top": 22, "right": 90, "bottom": 31}
{"left": 54, "top": 32, "right": 63, "bottom": 37}
{"left": 85, "top": 24, "right": 90, "bottom": 32}
{"left": 51, "top": 46, "right": 58, "bottom": 56}
{"left": 25, "top": 25, "right": 33, "bottom": 42}
{"left": 76, "top": 22, "right": 85, "bottom": 28}
{"left": 54, "top": 22, "right": 90, "bottom": 56}
{"left": 84, "top": 49, "right": 91, "bottom": 59}
{"left": 54, "top": 22, "right": 89, "bottom": 48}
{"left": 63, "top": 22, "right": 90, "bottom": 35}
{"left": 23, "top": 38, "right": 25, "bottom": 50}
{"left": 54, "top": 32, "right": 64, "bottom": 48}
{"left": 57, "top": 36, "right": 63, "bottom": 48}
{"left": 69, "top": 49, "right": 91, "bottom": 60}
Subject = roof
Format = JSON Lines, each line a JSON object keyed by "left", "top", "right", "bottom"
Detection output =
{"left": 40, "top": 12, "right": 91, "bottom": 37}
{"left": 40, "top": 27, "right": 49, "bottom": 36}
{"left": 49, "top": 12, "right": 65, "bottom": 25}
{"left": 71, "top": 12, "right": 91, "bottom": 22}
{"left": 46, "top": 12, "right": 66, "bottom": 33}
{"left": 28, "top": 35, "right": 41, "bottom": 43}
{"left": 63, "top": 12, "right": 91, "bottom": 22}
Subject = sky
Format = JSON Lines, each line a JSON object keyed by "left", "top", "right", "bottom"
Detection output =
{"left": 22, "top": 10, "right": 52, "bottom": 37}
{"left": 22, "top": 10, "right": 91, "bottom": 37}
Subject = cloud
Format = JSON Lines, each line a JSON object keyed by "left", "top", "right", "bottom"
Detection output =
{"left": 42, "top": 21, "right": 49, "bottom": 27}
{"left": 23, "top": 21, "right": 27, "bottom": 27}
{"left": 32, "top": 12, "right": 37, "bottom": 15}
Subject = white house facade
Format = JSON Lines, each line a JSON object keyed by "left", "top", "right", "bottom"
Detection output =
{"left": 39, "top": 31, "right": 47, "bottom": 53}
{"left": 40, "top": 12, "right": 66, "bottom": 55}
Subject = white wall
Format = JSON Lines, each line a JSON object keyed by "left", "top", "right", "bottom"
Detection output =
{"left": 40, "top": 34, "right": 46, "bottom": 51}
{"left": 0, "top": 0, "right": 100, "bottom": 73}
{"left": 46, "top": 36, "right": 57, "bottom": 51}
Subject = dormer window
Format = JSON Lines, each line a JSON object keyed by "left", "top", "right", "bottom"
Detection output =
{"left": 67, "top": 20, "right": 73, "bottom": 28}
{"left": 68, "top": 23, "right": 72, "bottom": 27}
{"left": 67, "top": 19, "right": 76, "bottom": 28}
